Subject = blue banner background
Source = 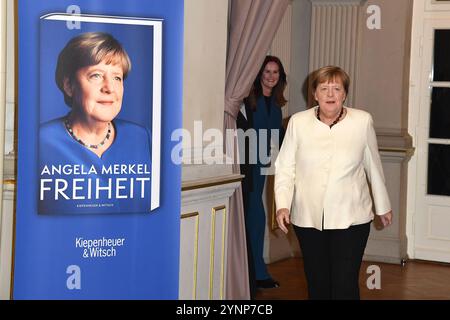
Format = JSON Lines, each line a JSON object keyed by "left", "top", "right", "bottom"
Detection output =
{"left": 15, "top": 0, "right": 183, "bottom": 299}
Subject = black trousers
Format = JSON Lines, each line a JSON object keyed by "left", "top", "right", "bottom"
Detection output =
{"left": 294, "top": 222, "right": 371, "bottom": 300}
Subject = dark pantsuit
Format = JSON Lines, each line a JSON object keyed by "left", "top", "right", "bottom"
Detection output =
{"left": 246, "top": 166, "right": 270, "bottom": 280}
{"left": 294, "top": 222, "right": 371, "bottom": 300}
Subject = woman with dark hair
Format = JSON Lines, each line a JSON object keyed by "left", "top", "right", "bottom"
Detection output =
{"left": 39, "top": 32, "right": 152, "bottom": 215}
{"left": 237, "top": 55, "right": 287, "bottom": 292}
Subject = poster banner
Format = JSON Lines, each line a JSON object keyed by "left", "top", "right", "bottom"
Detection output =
{"left": 14, "top": 0, "right": 183, "bottom": 299}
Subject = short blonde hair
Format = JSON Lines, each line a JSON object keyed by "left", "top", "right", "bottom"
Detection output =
{"left": 311, "top": 66, "right": 350, "bottom": 94}
{"left": 55, "top": 32, "right": 131, "bottom": 107}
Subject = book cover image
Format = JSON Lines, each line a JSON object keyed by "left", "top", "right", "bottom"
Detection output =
{"left": 38, "top": 14, "right": 162, "bottom": 215}
{"left": 15, "top": 0, "right": 182, "bottom": 299}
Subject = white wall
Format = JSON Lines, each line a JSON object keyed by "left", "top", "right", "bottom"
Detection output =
{"left": 0, "top": 0, "right": 13, "bottom": 300}
{"left": 289, "top": 0, "right": 311, "bottom": 115}
{"left": 355, "top": 0, "right": 412, "bottom": 132}
{"left": 182, "top": 0, "right": 232, "bottom": 181}
{"left": 4, "top": 0, "right": 13, "bottom": 155}
{"left": 183, "top": 0, "right": 228, "bottom": 151}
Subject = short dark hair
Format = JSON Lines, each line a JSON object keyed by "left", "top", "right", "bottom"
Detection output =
{"left": 311, "top": 65, "right": 350, "bottom": 95}
{"left": 55, "top": 32, "right": 131, "bottom": 107}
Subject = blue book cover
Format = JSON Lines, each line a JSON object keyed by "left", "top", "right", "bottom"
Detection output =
{"left": 38, "top": 14, "right": 160, "bottom": 215}
{"left": 14, "top": 1, "right": 183, "bottom": 299}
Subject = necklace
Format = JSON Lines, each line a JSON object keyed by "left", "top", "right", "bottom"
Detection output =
{"left": 316, "top": 106, "right": 344, "bottom": 128}
{"left": 64, "top": 119, "right": 111, "bottom": 149}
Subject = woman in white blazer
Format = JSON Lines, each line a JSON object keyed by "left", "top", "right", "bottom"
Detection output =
{"left": 274, "top": 66, "right": 392, "bottom": 300}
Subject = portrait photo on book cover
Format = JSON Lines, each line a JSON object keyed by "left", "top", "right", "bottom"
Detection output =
{"left": 38, "top": 14, "right": 162, "bottom": 215}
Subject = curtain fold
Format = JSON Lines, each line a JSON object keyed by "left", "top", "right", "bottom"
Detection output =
{"left": 224, "top": 0, "right": 289, "bottom": 300}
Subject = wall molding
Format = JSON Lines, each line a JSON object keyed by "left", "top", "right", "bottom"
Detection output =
{"left": 180, "top": 179, "right": 239, "bottom": 300}
{"left": 309, "top": 0, "right": 365, "bottom": 107}
{"left": 310, "top": 0, "right": 367, "bottom": 5}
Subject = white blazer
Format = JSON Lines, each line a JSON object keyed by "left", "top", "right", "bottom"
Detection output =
{"left": 274, "top": 107, "right": 391, "bottom": 230}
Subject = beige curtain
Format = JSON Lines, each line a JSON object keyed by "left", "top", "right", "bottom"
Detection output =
{"left": 224, "top": 0, "right": 289, "bottom": 300}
